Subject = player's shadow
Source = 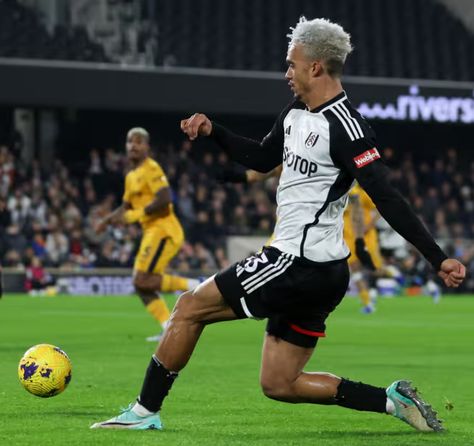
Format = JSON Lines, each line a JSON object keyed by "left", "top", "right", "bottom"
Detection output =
{"left": 163, "top": 428, "right": 420, "bottom": 440}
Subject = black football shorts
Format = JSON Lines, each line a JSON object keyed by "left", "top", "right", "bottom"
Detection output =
{"left": 214, "top": 246, "right": 350, "bottom": 348}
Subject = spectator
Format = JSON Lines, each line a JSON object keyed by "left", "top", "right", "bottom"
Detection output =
{"left": 24, "top": 256, "right": 56, "bottom": 295}
{"left": 45, "top": 228, "right": 69, "bottom": 266}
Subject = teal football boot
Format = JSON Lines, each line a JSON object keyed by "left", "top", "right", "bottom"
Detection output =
{"left": 386, "top": 380, "right": 443, "bottom": 432}
{"left": 91, "top": 404, "right": 162, "bottom": 430}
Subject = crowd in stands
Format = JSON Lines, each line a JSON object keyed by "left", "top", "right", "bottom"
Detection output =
{"left": 0, "top": 140, "right": 473, "bottom": 290}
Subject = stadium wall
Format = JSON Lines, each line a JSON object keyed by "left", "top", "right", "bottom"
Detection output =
{"left": 1, "top": 59, "right": 473, "bottom": 123}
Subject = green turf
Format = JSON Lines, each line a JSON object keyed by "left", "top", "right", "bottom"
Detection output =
{"left": 1, "top": 293, "right": 473, "bottom": 446}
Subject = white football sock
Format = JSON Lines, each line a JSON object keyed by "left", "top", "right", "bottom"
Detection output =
{"left": 386, "top": 398, "right": 395, "bottom": 414}
{"left": 187, "top": 278, "right": 200, "bottom": 289}
{"left": 132, "top": 400, "right": 155, "bottom": 417}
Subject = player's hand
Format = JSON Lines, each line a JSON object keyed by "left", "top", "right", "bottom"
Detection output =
{"left": 123, "top": 209, "right": 144, "bottom": 224}
{"left": 438, "top": 259, "right": 466, "bottom": 288}
{"left": 180, "top": 113, "right": 213, "bottom": 140}
{"left": 94, "top": 219, "right": 108, "bottom": 234}
{"left": 355, "top": 238, "right": 376, "bottom": 271}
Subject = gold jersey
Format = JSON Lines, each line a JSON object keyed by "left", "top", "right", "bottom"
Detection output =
{"left": 344, "top": 184, "right": 382, "bottom": 268}
{"left": 123, "top": 157, "right": 181, "bottom": 235}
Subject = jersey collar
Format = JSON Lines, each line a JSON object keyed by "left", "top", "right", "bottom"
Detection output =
{"left": 308, "top": 91, "right": 347, "bottom": 113}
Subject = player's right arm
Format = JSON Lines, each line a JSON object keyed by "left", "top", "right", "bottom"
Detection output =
{"left": 94, "top": 202, "right": 132, "bottom": 234}
{"left": 181, "top": 104, "right": 294, "bottom": 173}
{"left": 95, "top": 174, "right": 134, "bottom": 233}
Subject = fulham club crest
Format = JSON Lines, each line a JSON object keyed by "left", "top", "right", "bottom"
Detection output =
{"left": 305, "top": 132, "right": 319, "bottom": 149}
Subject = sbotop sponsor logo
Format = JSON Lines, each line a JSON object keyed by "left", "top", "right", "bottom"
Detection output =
{"left": 58, "top": 276, "right": 135, "bottom": 295}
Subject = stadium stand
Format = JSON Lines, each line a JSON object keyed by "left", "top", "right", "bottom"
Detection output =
{"left": 0, "top": 0, "right": 109, "bottom": 62}
{"left": 155, "top": 0, "right": 474, "bottom": 80}
{"left": 0, "top": 140, "right": 473, "bottom": 290}
{"left": 1, "top": 0, "right": 472, "bottom": 80}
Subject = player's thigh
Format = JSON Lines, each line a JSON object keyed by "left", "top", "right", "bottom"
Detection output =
{"left": 134, "top": 226, "right": 182, "bottom": 274}
{"left": 173, "top": 277, "right": 238, "bottom": 324}
{"left": 345, "top": 235, "right": 358, "bottom": 266}
{"left": 260, "top": 333, "right": 314, "bottom": 387}
{"left": 367, "top": 240, "right": 383, "bottom": 270}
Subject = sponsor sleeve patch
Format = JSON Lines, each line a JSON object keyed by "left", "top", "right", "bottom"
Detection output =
{"left": 353, "top": 148, "right": 380, "bottom": 168}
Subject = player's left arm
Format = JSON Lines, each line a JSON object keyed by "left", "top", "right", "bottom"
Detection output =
{"left": 143, "top": 167, "right": 172, "bottom": 217}
{"left": 144, "top": 187, "right": 172, "bottom": 217}
{"left": 332, "top": 137, "right": 465, "bottom": 287}
{"left": 350, "top": 194, "right": 376, "bottom": 270}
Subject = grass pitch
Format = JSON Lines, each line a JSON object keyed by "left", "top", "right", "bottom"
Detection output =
{"left": 1, "top": 293, "right": 473, "bottom": 446}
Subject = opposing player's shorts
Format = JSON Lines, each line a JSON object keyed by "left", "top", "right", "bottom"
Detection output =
{"left": 134, "top": 225, "right": 184, "bottom": 274}
{"left": 215, "top": 246, "right": 349, "bottom": 348}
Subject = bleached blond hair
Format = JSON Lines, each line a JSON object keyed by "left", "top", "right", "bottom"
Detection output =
{"left": 127, "top": 127, "right": 150, "bottom": 143}
{"left": 287, "top": 17, "right": 353, "bottom": 77}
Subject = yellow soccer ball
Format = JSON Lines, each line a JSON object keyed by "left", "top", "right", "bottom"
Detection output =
{"left": 18, "top": 344, "right": 72, "bottom": 398}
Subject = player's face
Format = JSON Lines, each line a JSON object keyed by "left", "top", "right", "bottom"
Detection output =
{"left": 285, "top": 44, "right": 316, "bottom": 101}
{"left": 126, "top": 134, "right": 149, "bottom": 162}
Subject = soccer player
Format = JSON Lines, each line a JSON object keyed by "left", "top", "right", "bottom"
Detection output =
{"left": 96, "top": 127, "right": 200, "bottom": 340}
{"left": 92, "top": 18, "right": 465, "bottom": 432}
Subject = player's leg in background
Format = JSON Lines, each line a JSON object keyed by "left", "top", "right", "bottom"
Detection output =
{"left": 133, "top": 229, "right": 201, "bottom": 340}
{"left": 350, "top": 261, "right": 374, "bottom": 313}
{"left": 91, "top": 277, "right": 238, "bottom": 429}
{"left": 133, "top": 270, "right": 171, "bottom": 332}
{"left": 160, "top": 272, "right": 200, "bottom": 294}
{"left": 0, "top": 263, "right": 3, "bottom": 298}
{"left": 346, "top": 232, "right": 375, "bottom": 313}
{"left": 259, "top": 334, "right": 442, "bottom": 432}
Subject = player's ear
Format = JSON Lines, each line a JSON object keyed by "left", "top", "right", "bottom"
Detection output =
{"left": 310, "top": 60, "right": 323, "bottom": 78}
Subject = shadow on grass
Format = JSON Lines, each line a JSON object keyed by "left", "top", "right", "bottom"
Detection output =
{"left": 162, "top": 427, "right": 427, "bottom": 440}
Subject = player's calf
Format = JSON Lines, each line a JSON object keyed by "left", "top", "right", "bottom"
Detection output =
{"left": 335, "top": 378, "right": 443, "bottom": 432}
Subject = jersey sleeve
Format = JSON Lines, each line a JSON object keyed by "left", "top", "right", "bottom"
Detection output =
{"left": 147, "top": 163, "right": 169, "bottom": 194}
{"left": 331, "top": 133, "right": 447, "bottom": 271}
{"left": 122, "top": 174, "right": 131, "bottom": 203}
{"left": 209, "top": 101, "right": 297, "bottom": 173}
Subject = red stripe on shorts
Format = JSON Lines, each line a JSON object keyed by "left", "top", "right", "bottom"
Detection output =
{"left": 289, "top": 324, "right": 326, "bottom": 337}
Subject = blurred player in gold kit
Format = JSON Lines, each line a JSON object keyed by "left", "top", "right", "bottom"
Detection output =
{"left": 96, "top": 128, "right": 200, "bottom": 340}
{"left": 343, "top": 183, "right": 383, "bottom": 313}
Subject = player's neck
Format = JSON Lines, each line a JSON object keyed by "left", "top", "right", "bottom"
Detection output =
{"left": 131, "top": 156, "right": 148, "bottom": 168}
{"left": 305, "top": 77, "right": 343, "bottom": 111}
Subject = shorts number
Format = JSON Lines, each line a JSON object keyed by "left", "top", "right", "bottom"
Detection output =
{"left": 243, "top": 252, "right": 269, "bottom": 273}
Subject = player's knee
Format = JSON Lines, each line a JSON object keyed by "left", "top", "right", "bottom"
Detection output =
{"left": 133, "top": 274, "right": 148, "bottom": 291}
{"left": 133, "top": 273, "right": 161, "bottom": 292}
{"left": 171, "top": 291, "right": 202, "bottom": 323}
{"left": 260, "top": 376, "right": 294, "bottom": 401}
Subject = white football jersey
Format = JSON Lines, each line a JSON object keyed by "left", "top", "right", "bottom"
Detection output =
{"left": 271, "top": 92, "right": 371, "bottom": 262}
